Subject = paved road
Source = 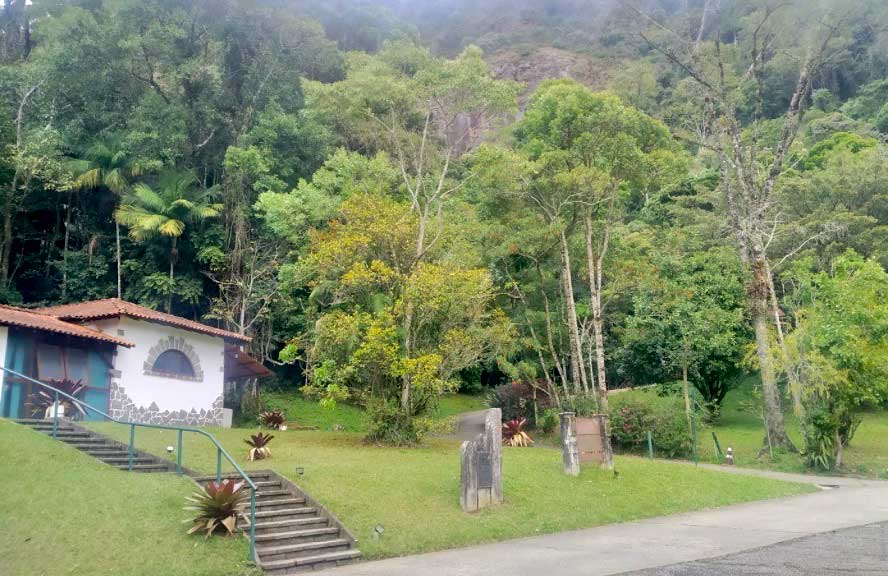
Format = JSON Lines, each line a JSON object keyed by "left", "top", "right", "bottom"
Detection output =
{"left": 326, "top": 470, "right": 888, "bottom": 576}
{"left": 625, "top": 521, "right": 888, "bottom": 575}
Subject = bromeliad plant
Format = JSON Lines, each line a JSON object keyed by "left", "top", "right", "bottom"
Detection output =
{"left": 245, "top": 432, "right": 274, "bottom": 461}
{"left": 184, "top": 480, "right": 248, "bottom": 538}
{"left": 502, "top": 418, "right": 534, "bottom": 447}
{"left": 25, "top": 379, "right": 88, "bottom": 420}
{"left": 259, "top": 410, "right": 285, "bottom": 430}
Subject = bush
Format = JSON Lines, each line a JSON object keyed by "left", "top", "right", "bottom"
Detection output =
{"left": 608, "top": 391, "right": 692, "bottom": 458}
{"left": 487, "top": 381, "right": 552, "bottom": 427}
{"left": 538, "top": 409, "right": 559, "bottom": 435}
{"left": 365, "top": 401, "right": 421, "bottom": 445}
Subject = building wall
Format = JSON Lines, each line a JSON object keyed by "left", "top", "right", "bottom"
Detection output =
{"left": 0, "top": 325, "right": 8, "bottom": 375}
{"left": 94, "top": 317, "right": 224, "bottom": 426}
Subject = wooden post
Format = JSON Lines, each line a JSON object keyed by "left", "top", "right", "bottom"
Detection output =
{"left": 460, "top": 408, "right": 503, "bottom": 512}
{"left": 560, "top": 412, "right": 580, "bottom": 476}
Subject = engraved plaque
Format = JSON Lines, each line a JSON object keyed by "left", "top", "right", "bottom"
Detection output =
{"left": 477, "top": 451, "right": 493, "bottom": 488}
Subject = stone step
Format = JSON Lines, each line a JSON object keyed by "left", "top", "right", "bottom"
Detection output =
{"left": 256, "top": 489, "right": 292, "bottom": 499}
{"left": 256, "top": 538, "right": 351, "bottom": 562}
{"left": 254, "top": 498, "right": 307, "bottom": 512}
{"left": 193, "top": 471, "right": 270, "bottom": 483}
{"left": 67, "top": 443, "right": 119, "bottom": 450}
{"left": 84, "top": 449, "right": 130, "bottom": 457}
{"left": 112, "top": 463, "right": 171, "bottom": 472}
{"left": 62, "top": 437, "right": 112, "bottom": 445}
{"left": 255, "top": 480, "right": 281, "bottom": 489}
{"left": 254, "top": 507, "right": 317, "bottom": 520}
{"left": 262, "top": 549, "right": 361, "bottom": 574}
{"left": 97, "top": 456, "right": 157, "bottom": 464}
{"left": 255, "top": 517, "right": 328, "bottom": 535}
{"left": 27, "top": 424, "right": 79, "bottom": 432}
{"left": 254, "top": 526, "right": 340, "bottom": 544}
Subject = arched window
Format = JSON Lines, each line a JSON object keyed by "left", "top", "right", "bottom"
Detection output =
{"left": 151, "top": 350, "right": 195, "bottom": 378}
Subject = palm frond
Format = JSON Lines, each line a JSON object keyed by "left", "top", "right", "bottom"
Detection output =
{"left": 158, "top": 218, "right": 186, "bottom": 237}
{"left": 130, "top": 183, "right": 167, "bottom": 214}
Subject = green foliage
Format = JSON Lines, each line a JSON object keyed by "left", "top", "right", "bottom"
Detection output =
{"left": 487, "top": 381, "right": 552, "bottom": 427}
{"left": 608, "top": 390, "right": 692, "bottom": 458}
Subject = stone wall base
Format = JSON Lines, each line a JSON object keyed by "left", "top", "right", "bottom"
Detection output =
{"left": 108, "top": 381, "right": 223, "bottom": 426}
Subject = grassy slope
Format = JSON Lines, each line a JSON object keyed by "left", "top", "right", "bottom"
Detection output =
{"left": 0, "top": 420, "right": 257, "bottom": 576}
{"left": 255, "top": 392, "right": 487, "bottom": 432}
{"left": 612, "top": 377, "right": 888, "bottom": 478}
{"left": 86, "top": 422, "right": 813, "bottom": 560}
{"left": 695, "top": 379, "right": 888, "bottom": 478}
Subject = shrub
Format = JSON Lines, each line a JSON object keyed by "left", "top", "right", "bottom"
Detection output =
{"left": 365, "top": 401, "right": 421, "bottom": 445}
{"left": 607, "top": 391, "right": 692, "bottom": 458}
{"left": 184, "top": 480, "right": 247, "bottom": 538}
{"left": 487, "top": 381, "right": 552, "bottom": 427}
{"left": 245, "top": 432, "right": 274, "bottom": 461}
{"left": 502, "top": 418, "right": 533, "bottom": 447}
{"left": 538, "top": 409, "right": 559, "bottom": 435}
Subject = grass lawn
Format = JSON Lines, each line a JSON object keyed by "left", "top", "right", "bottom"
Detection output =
{"left": 0, "top": 419, "right": 258, "bottom": 576}
{"left": 84, "top": 420, "right": 814, "bottom": 560}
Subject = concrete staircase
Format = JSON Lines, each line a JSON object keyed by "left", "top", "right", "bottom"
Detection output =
{"left": 13, "top": 418, "right": 175, "bottom": 472}
{"left": 194, "top": 470, "right": 362, "bottom": 574}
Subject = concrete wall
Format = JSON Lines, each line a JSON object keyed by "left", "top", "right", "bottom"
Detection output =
{"left": 90, "top": 317, "right": 224, "bottom": 426}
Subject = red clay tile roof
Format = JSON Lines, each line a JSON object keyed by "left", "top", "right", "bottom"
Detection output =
{"left": 36, "top": 298, "right": 250, "bottom": 343}
{"left": 0, "top": 304, "right": 134, "bottom": 347}
{"left": 224, "top": 344, "right": 273, "bottom": 380}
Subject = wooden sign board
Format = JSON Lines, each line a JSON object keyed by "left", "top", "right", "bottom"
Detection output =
{"left": 576, "top": 415, "right": 608, "bottom": 464}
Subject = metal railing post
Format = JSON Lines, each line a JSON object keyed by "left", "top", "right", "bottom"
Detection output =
{"left": 216, "top": 447, "right": 222, "bottom": 482}
{"left": 647, "top": 430, "right": 653, "bottom": 460}
{"left": 52, "top": 391, "right": 59, "bottom": 439}
{"left": 176, "top": 429, "right": 183, "bottom": 474}
{"left": 128, "top": 423, "right": 135, "bottom": 471}
{"left": 249, "top": 488, "right": 257, "bottom": 562}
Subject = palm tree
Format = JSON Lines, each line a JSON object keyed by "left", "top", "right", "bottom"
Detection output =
{"left": 69, "top": 136, "right": 142, "bottom": 298}
{"left": 116, "top": 171, "right": 222, "bottom": 312}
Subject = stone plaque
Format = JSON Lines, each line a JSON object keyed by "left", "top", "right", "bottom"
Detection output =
{"left": 477, "top": 451, "right": 493, "bottom": 488}
{"left": 576, "top": 414, "right": 613, "bottom": 468}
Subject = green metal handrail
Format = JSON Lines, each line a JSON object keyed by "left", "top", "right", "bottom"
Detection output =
{"left": 0, "top": 366, "right": 257, "bottom": 563}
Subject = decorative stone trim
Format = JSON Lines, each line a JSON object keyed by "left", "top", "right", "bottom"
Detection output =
{"left": 108, "top": 381, "right": 223, "bottom": 426}
{"left": 142, "top": 335, "right": 204, "bottom": 382}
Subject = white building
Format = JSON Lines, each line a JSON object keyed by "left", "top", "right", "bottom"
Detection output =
{"left": 1, "top": 299, "right": 269, "bottom": 427}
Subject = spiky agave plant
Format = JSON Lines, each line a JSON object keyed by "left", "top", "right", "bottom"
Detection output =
{"left": 184, "top": 480, "right": 248, "bottom": 538}
{"left": 245, "top": 432, "right": 274, "bottom": 461}
{"left": 502, "top": 418, "right": 534, "bottom": 447}
{"left": 259, "top": 410, "right": 285, "bottom": 430}
{"left": 25, "top": 379, "right": 88, "bottom": 420}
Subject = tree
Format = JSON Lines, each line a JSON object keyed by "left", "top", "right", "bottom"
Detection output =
{"left": 69, "top": 136, "right": 143, "bottom": 299}
{"left": 282, "top": 190, "right": 512, "bottom": 444}
{"left": 779, "top": 251, "right": 888, "bottom": 469}
{"left": 306, "top": 41, "right": 519, "bottom": 414}
{"left": 116, "top": 171, "right": 221, "bottom": 312}
{"left": 510, "top": 79, "right": 681, "bottom": 410}
{"left": 634, "top": 1, "right": 853, "bottom": 451}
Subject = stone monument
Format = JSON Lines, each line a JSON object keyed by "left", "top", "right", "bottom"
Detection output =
{"left": 459, "top": 408, "right": 503, "bottom": 512}
{"left": 560, "top": 411, "right": 580, "bottom": 476}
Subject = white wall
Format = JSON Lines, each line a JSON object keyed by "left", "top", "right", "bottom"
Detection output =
{"left": 0, "top": 325, "right": 8, "bottom": 374}
{"left": 106, "top": 317, "right": 224, "bottom": 414}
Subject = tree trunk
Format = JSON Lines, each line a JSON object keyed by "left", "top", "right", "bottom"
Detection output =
{"left": 62, "top": 193, "right": 71, "bottom": 299}
{"left": 560, "top": 230, "right": 588, "bottom": 396}
{"left": 401, "top": 205, "right": 430, "bottom": 413}
{"left": 584, "top": 213, "right": 608, "bottom": 409}
{"left": 168, "top": 236, "right": 178, "bottom": 312}
{"left": 116, "top": 218, "right": 122, "bottom": 299}
{"left": 0, "top": 183, "right": 14, "bottom": 289}
{"left": 750, "top": 256, "right": 796, "bottom": 452}
{"left": 834, "top": 428, "right": 843, "bottom": 469}
{"left": 682, "top": 363, "right": 692, "bottom": 435}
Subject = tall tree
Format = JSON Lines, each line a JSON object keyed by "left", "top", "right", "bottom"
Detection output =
{"left": 116, "top": 171, "right": 221, "bottom": 312}
{"left": 69, "top": 136, "right": 142, "bottom": 299}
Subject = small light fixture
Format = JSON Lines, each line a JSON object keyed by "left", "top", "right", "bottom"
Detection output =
{"left": 725, "top": 447, "right": 734, "bottom": 466}
{"left": 372, "top": 524, "right": 385, "bottom": 540}
{"left": 166, "top": 445, "right": 175, "bottom": 454}
{"left": 295, "top": 467, "right": 304, "bottom": 476}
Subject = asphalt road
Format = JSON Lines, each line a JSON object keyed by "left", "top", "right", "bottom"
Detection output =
{"left": 624, "top": 521, "right": 888, "bottom": 576}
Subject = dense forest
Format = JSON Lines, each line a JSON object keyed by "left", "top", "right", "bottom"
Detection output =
{"left": 2, "top": 0, "right": 887, "bottom": 460}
